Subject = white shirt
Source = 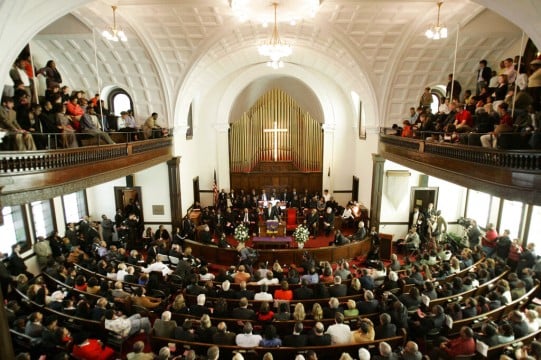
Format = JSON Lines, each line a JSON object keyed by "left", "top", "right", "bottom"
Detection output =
{"left": 254, "top": 292, "right": 273, "bottom": 301}
{"left": 256, "top": 277, "right": 279, "bottom": 286}
{"left": 342, "top": 208, "right": 353, "bottom": 219}
{"left": 143, "top": 261, "right": 173, "bottom": 276}
{"left": 117, "top": 269, "right": 127, "bottom": 281}
{"left": 17, "top": 67, "right": 30, "bottom": 86}
{"left": 199, "top": 273, "right": 215, "bottom": 282}
{"left": 105, "top": 316, "right": 131, "bottom": 337}
{"left": 326, "top": 323, "right": 352, "bottom": 344}
{"left": 235, "top": 333, "right": 262, "bottom": 347}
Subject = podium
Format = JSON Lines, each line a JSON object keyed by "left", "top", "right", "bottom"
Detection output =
{"left": 258, "top": 220, "right": 285, "bottom": 237}
{"left": 379, "top": 233, "right": 393, "bottom": 260}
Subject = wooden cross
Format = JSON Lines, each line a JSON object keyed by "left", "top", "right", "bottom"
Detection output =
{"left": 263, "top": 121, "right": 288, "bottom": 161}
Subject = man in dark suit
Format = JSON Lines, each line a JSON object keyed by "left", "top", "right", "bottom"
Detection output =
{"left": 477, "top": 59, "right": 492, "bottom": 95}
{"left": 323, "top": 297, "right": 344, "bottom": 319}
{"left": 199, "top": 225, "right": 213, "bottom": 244}
{"left": 235, "top": 281, "right": 255, "bottom": 300}
{"left": 409, "top": 207, "right": 424, "bottom": 230}
{"left": 328, "top": 276, "right": 348, "bottom": 297}
{"left": 304, "top": 208, "right": 319, "bottom": 237}
{"left": 356, "top": 290, "right": 379, "bottom": 314}
{"left": 283, "top": 322, "right": 308, "bottom": 347}
{"left": 279, "top": 188, "right": 290, "bottom": 206}
{"left": 375, "top": 313, "right": 397, "bottom": 339}
{"left": 212, "top": 321, "right": 237, "bottom": 345}
{"left": 231, "top": 297, "right": 256, "bottom": 320}
{"left": 174, "top": 319, "right": 196, "bottom": 341}
{"left": 263, "top": 203, "right": 279, "bottom": 221}
{"left": 152, "top": 311, "right": 177, "bottom": 338}
{"left": 307, "top": 322, "right": 331, "bottom": 346}
{"left": 293, "top": 279, "right": 314, "bottom": 300}
{"left": 322, "top": 207, "right": 335, "bottom": 236}
{"left": 359, "top": 269, "right": 375, "bottom": 290}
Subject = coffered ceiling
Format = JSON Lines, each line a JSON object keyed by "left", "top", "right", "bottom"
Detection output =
{"left": 25, "top": 0, "right": 531, "bottom": 126}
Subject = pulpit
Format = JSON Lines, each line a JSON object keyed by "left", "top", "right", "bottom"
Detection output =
{"left": 379, "top": 233, "right": 394, "bottom": 260}
{"left": 258, "top": 220, "right": 285, "bottom": 237}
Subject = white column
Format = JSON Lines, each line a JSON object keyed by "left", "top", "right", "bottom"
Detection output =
{"left": 214, "top": 122, "right": 231, "bottom": 191}
{"left": 322, "top": 123, "right": 336, "bottom": 193}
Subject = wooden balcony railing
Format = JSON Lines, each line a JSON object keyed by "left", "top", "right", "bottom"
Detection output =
{"left": 380, "top": 134, "right": 541, "bottom": 172}
{"left": 0, "top": 137, "right": 172, "bottom": 174}
{"left": 0, "top": 137, "right": 173, "bottom": 206}
{"left": 379, "top": 132, "right": 541, "bottom": 204}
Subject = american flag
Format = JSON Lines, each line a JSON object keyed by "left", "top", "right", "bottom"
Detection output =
{"left": 213, "top": 169, "right": 218, "bottom": 208}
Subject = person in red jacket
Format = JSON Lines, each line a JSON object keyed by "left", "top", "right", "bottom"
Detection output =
{"left": 65, "top": 95, "right": 84, "bottom": 131}
{"left": 431, "top": 326, "right": 476, "bottom": 359}
{"left": 274, "top": 281, "right": 294, "bottom": 301}
{"left": 482, "top": 223, "right": 499, "bottom": 257}
{"left": 71, "top": 333, "right": 116, "bottom": 360}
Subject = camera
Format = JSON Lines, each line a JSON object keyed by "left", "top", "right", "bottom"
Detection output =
{"left": 457, "top": 217, "right": 473, "bottom": 228}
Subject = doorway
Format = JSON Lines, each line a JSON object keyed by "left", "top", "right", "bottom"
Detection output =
{"left": 114, "top": 186, "right": 143, "bottom": 221}
{"left": 410, "top": 187, "right": 438, "bottom": 213}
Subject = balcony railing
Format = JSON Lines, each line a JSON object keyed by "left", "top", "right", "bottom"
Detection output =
{"left": 380, "top": 133, "right": 541, "bottom": 172}
{"left": 0, "top": 135, "right": 172, "bottom": 174}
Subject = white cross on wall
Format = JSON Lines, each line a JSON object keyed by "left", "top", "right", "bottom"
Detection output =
{"left": 263, "top": 121, "right": 288, "bottom": 161}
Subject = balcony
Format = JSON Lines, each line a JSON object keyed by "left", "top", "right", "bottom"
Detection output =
{"left": 0, "top": 136, "right": 173, "bottom": 206}
{"left": 379, "top": 133, "right": 541, "bottom": 204}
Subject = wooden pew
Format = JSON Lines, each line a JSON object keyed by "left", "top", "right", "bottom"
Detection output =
{"left": 169, "top": 311, "right": 381, "bottom": 335}
{"left": 446, "top": 281, "right": 539, "bottom": 337}
{"left": 41, "top": 271, "right": 102, "bottom": 304}
{"left": 73, "top": 262, "right": 146, "bottom": 291}
{"left": 183, "top": 291, "right": 364, "bottom": 312}
{"left": 480, "top": 328, "right": 541, "bottom": 359}
{"left": 150, "top": 328, "right": 407, "bottom": 360}
{"left": 429, "top": 269, "right": 509, "bottom": 308}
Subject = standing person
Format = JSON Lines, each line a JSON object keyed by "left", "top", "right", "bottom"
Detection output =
{"left": 446, "top": 73, "right": 462, "bottom": 102}
{"left": 477, "top": 60, "right": 492, "bottom": 95}
{"left": 37, "top": 60, "right": 63, "bottom": 89}
{"left": 528, "top": 58, "right": 541, "bottom": 111}
{"left": 0, "top": 251, "right": 13, "bottom": 296}
{"left": 8, "top": 243, "right": 33, "bottom": 278}
{"left": 101, "top": 214, "right": 115, "bottom": 245}
{"left": 33, "top": 236, "right": 52, "bottom": 269}
{"left": 433, "top": 210, "right": 447, "bottom": 244}
{"left": 419, "top": 87, "right": 433, "bottom": 109}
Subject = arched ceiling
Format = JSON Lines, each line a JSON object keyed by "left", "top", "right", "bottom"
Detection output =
{"left": 229, "top": 76, "right": 324, "bottom": 124}
{"left": 4, "top": 0, "right": 537, "bottom": 126}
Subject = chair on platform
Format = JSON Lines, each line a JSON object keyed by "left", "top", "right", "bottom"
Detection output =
{"left": 286, "top": 207, "right": 298, "bottom": 234}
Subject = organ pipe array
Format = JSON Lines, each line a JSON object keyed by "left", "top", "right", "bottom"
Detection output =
{"left": 230, "top": 88, "right": 323, "bottom": 173}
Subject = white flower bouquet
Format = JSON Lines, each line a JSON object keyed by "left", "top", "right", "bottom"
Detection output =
{"left": 234, "top": 223, "right": 250, "bottom": 243}
{"left": 293, "top": 224, "right": 310, "bottom": 244}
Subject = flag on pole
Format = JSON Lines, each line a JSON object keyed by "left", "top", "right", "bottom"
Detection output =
{"left": 213, "top": 169, "right": 218, "bottom": 208}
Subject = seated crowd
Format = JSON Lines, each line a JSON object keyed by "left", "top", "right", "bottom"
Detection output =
{"left": 3, "top": 198, "right": 541, "bottom": 360}
{"left": 391, "top": 55, "right": 541, "bottom": 150}
{"left": 1, "top": 55, "right": 167, "bottom": 151}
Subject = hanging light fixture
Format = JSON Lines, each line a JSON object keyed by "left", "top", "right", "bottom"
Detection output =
{"left": 102, "top": 6, "right": 127, "bottom": 42}
{"left": 258, "top": 2, "right": 292, "bottom": 69}
{"left": 425, "top": 1, "right": 447, "bottom": 40}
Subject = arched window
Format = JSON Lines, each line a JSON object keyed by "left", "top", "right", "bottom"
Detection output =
{"left": 108, "top": 88, "right": 133, "bottom": 116}
{"left": 430, "top": 86, "right": 446, "bottom": 114}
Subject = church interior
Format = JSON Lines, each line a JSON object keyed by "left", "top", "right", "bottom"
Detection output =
{"left": 1, "top": 0, "right": 541, "bottom": 358}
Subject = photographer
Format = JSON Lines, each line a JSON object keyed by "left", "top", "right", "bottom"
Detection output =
{"left": 465, "top": 219, "right": 482, "bottom": 248}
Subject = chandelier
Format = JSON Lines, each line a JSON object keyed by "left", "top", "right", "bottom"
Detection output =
{"left": 258, "top": 3, "right": 292, "bottom": 69}
{"left": 425, "top": 1, "right": 447, "bottom": 40}
{"left": 231, "top": 0, "right": 319, "bottom": 26}
{"left": 102, "top": 6, "right": 127, "bottom": 42}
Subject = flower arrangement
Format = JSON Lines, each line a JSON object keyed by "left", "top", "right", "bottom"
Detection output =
{"left": 293, "top": 224, "right": 310, "bottom": 244}
{"left": 234, "top": 223, "right": 250, "bottom": 243}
